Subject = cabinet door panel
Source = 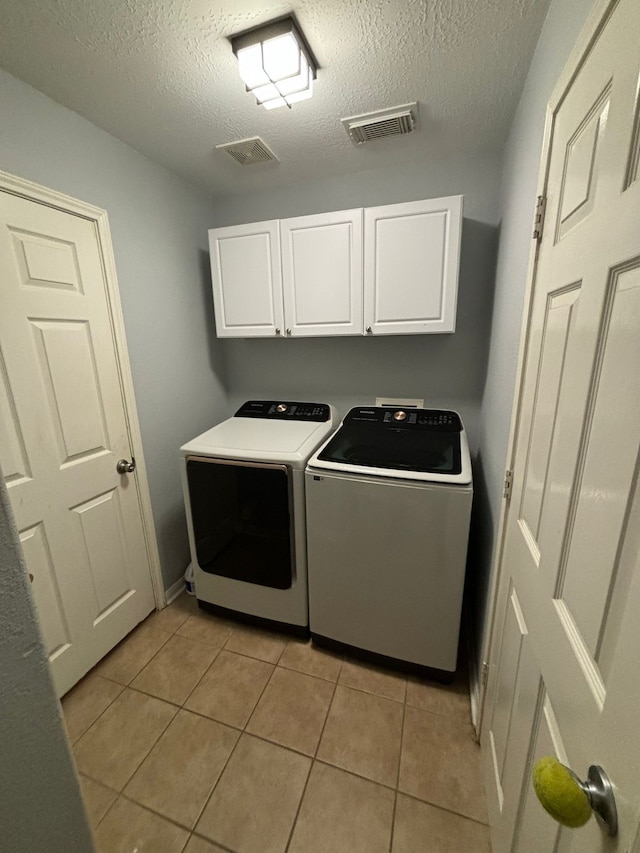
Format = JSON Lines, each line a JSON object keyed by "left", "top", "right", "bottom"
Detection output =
{"left": 281, "top": 209, "right": 363, "bottom": 337}
{"left": 209, "top": 220, "right": 284, "bottom": 337}
{"left": 364, "top": 196, "right": 462, "bottom": 335}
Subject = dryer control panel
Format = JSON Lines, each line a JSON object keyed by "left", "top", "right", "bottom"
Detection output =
{"left": 236, "top": 400, "right": 331, "bottom": 422}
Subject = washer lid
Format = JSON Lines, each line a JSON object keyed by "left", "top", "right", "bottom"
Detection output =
{"left": 307, "top": 406, "right": 472, "bottom": 484}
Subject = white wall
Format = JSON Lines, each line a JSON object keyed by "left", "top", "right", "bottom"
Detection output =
{"left": 211, "top": 153, "right": 502, "bottom": 450}
{"left": 472, "top": 0, "right": 596, "bottom": 669}
{"left": 0, "top": 69, "right": 228, "bottom": 589}
{"left": 0, "top": 474, "right": 93, "bottom": 851}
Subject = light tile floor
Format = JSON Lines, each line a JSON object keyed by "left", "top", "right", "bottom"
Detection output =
{"left": 62, "top": 594, "right": 491, "bottom": 853}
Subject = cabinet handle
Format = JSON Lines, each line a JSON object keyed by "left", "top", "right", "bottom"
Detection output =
{"left": 275, "top": 328, "right": 281, "bottom": 335}
{"left": 366, "top": 326, "right": 372, "bottom": 334}
{"left": 286, "top": 328, "right": 292, "bottom": 336}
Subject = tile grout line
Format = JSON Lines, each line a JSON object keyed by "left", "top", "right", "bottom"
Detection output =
{"left": 73, "top": 602, "right": 193, "bottom": 831}
{"left": 64, "top": 680, "right": 125, "bottom": 747}
{"left": 125, "top": 640, "right": 223, "bottom": 708}
{"left": 395, "top": 788, "right": 492, "bottom": 828}
{"left": 88, "top": 614, "right": 219, "bottom": 835}
{"left": 282, "top": 652, "right": 343, "bottom": 853}
{"left": 81, "top": 683, "right": 182, "bottom": 815}
{"left": 185, "top": 641, "right": 287, "bottom": 844}
{"left": 311, "top": 757, "right": 399, "bottom": 794}
{"left": 242, "top": 651, "right": 282, "bottom": 731}
{"left": 176, "top": 642, "right": 225, "bottom": 708}
{"left": 388, "top": 688, "right": 408, "bottom": 853}
{"left": 118, "top": 789, "right": 198, "bottom": 834}
{"left": 115, "top": 698, "right": 180, "bottom": 796}
{"left": 282, "top": 759, "right": 313, "bottom": 853}
{"left": 103, "top": 619, "right": 175, "bottom": 685}
{"left": 313, "top": 659, "right": 343, "bottom": 761}
{"left": 124, "top": 618, "right": 239, "bottom": 839}
{"left": 147, "top": 603, "right": 193, "bottom": 636}
{"left": 129, "top": 626, "right": 222, "bottom": 695}
{"left": 189, "top": 831, "right": 237, "bottom": 853}
{"left": 71, "top": 614, "right": 183, "bottom": 750}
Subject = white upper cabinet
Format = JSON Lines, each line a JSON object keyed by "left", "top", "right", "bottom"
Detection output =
{"left": 364, "top": 196, "right": 463, "bottom": 335}
{"left": 208, "top": 195, "right": 463, "bottom": 338}
{"left": 209, "top": 220, "right": 284, "bottom": 337}
{"left": 280, "top": 209, "right": 363, "bottom": 337}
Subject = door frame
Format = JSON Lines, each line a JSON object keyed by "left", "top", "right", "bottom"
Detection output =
{"left": 476, "top": 0, "right": 619, "bottom": 737}
{"left": 0, "top": 168, "right": 165, "bottom": 610}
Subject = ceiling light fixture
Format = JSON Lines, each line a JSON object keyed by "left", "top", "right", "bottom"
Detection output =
{"left": 230, "top": 15, "right": 319, "bottom": 111}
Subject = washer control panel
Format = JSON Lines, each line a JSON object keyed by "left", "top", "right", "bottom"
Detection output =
{"left": 345, "top": 406, "right": 462, "bottom": 432}
{"left": 236, "top": 400, "right": 331, "bottom": 422}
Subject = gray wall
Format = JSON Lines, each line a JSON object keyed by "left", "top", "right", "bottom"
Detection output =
{"left": 0, "top": 474, "right": 93, "bottom": 852}
{"left": 471, "top": 0, "right": 595, "bottom": 666}
{"left": 212, "top": 153, "right": 502, "bottom": 451}
{"left": 0, "top": 69, "right": 228, "bottom": 589}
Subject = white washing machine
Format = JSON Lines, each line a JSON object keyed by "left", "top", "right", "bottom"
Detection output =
{"left": 180, "top": 400, "right": 336, "bottom": 632}
{"left": 305, "top": 405, "right": 473, "bottom": 673}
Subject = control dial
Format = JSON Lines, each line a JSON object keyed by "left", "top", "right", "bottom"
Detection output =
{"left": 276, "top": 403, "right": 288, "bottom": 413}
{"left": 393, "top": 410, "right": 407, "bottom": 421}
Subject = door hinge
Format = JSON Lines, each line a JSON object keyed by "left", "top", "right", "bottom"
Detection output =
{"left": 532, "top": 195, "right": 546, "bottom": 242}
{"left": 503, "top": 469, "right": 514, "bottom": 500}
{"left": 481, "top": 661, "right": 489, "bottom": 687}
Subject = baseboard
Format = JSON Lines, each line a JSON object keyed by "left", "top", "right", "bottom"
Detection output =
{"left": 164, "top": 577, "right": 184, "bottom": 606}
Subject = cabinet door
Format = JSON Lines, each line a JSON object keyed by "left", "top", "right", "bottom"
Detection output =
{"left": 364, "top": 196, "right": 462, "bottom": 335}
{"left": 208, "top": 221, "right": 284, "bottom": 338}
{"left": 280, "top": 209, "right": 363, "bottom": 337}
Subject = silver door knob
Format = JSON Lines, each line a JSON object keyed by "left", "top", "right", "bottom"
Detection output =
{"left": 366, "top": 326, "right": 372, "bottom": 334}
{"left": 533, "top": 757, "right": 617, "bottom": 837}
{"left": 116, "top": 458, "right": 136, "bottom": 474}
{"left": 275, "top": 327, "right": 281, "bottom": 335}
{"left": 286, "top": 328, "right": 292, "bottom": 336}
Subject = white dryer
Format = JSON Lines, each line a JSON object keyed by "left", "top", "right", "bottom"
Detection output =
{"left": 181, "top": 400, "right": 336, "bottom": 632}
{"left": 305, "top": 405, "right": 473, "bottom": 673}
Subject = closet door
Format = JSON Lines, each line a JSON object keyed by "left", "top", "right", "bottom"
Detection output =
{"left": 363, "top": 196, "right": 462, "bottom": 335}
{"left": 280, "top": 209, "right": 363, "bottom": 337}
{"left": 209, "top": 220, "right": 284, "bottom": 338}
{"left": 0, "top": 187, "right": 156, "bottom": 697}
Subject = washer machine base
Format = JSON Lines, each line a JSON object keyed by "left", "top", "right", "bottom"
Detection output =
{"left": 198, "top": 598, "right": 308, "bottom": 638}
{"left": 310, "top": 633, "right": 456, "bottom": 684}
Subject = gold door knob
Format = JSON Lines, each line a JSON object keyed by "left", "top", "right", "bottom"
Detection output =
{"left": 532, "top": 756, "right": 617, "bottom": 836}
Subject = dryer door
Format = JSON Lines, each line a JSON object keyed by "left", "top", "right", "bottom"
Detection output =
{"left": 186, "top": 456, "right": 293, "bottom": 590}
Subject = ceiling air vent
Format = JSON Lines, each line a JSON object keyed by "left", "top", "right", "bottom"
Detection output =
{"left": 341, "top": 103, "right": 419, "bottom": 145}
{"left": 216, "top": 136, "right": 279, "bottom": 165}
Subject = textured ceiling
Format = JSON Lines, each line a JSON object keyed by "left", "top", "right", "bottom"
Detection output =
{"left": 0, "top": 0, "right": 551, "bottom": 197}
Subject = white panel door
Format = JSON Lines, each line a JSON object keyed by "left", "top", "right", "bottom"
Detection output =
{"left": 482, "top": 0, "right": 640, "bottom": 849}
{"left": 0, "top": 190, "right": 155, "bottom": 697}
{"left": 209, "top": 220, "right": 284, "bottom": 338}
{"left": 363, "top": 195, "right": 462, "bottom": 335}
{"left": 280, "top": 209, "right": 363, "bottom": 336}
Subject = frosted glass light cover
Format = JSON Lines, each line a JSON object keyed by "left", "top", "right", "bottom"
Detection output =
{"left": 237, "top": 44, "right": 269, "bottom": 89}
{"left": 285, "top": 82, "right": 313, "bottom": 104}
{"left": 262, "top": 33, "right": 300, "bottom": 81}
{"left": 232, "top": 16, "right": 316, "bottom": 109}
{"left": 277, "top": 54, "right": 310, "bottom": 96}
{"left": 263, "top": 96, "right": 289, "bottom": 110}
{"left": 253, "top": 82, "right": 281, "bottom": 103}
